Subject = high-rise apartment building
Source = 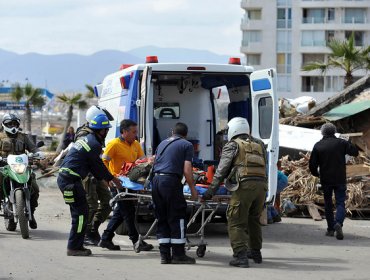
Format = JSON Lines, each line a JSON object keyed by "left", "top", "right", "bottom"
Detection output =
{"left": 240, "top": 0, "right": 370, "bottom": 102}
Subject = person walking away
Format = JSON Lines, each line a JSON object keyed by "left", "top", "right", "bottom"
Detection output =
{"left": 151, "top": 122, "right": 198, "bottom": 264}
{"left": 99, "top": 119, "right": 153, "bottom": 252}
{"left": 0, "top": 113, "right": 44, "bottom": 229}
{"left": 62, "top": 126, "right": 75, "bottom": 150}
{"left": 203, "top": 117, "right": 268, "bottom": 268}
{"left": 57, "top": 111, "right": 123, "bottom": 256}
{"left": 309, "top": 123, "right": 358, "bottom": 240}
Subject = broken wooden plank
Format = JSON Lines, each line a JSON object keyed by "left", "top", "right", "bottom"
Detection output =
{"left": 307, "top": 204, "right": 323, "bottom": 221}
{"left": 346, "top": 164, "right": 370, "bottom": 177}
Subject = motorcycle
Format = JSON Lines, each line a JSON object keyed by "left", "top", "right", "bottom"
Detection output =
{"left": 0, "top": 143, "right": 44, "bottom": 239}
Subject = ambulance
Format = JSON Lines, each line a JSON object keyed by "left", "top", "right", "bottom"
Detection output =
{"left": 95, "top": 56, "right": 279, "bottom": 202}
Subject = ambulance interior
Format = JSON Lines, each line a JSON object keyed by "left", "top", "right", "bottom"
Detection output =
{"left": 149, "top": 72, "right": 257, "bottom": 166}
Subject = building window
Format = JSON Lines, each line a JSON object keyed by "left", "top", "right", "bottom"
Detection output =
{"left": 277, "top": 74, "right": 291, "bottom": 92}
{"left": 302, "top": 53, "right": 325, "bottom": 67}
{"left": 303, "top": 8, "right": 325, "bottom": 24}
{"left": 327, "top": 8, "right": 335, "bottom": 21}
{"left": 277, "top": 30, "right": 292, "bottom": 51}
{"left": 277, "top": 8, "right": 292, "bottom": 28}
{"left": 302, "top": 76, "right": 324, "bottom": 92}
{"left": 246, "top": 54, "right": 261, "bottom": 65}
{"left": 326, "top": 30, "right": 335, "bottom": 44}
{"left": 301, "top": 31, "right": 325, "bottom": 46}
{"left": 277, "top": 53, "right": 291, "bottom": 74}
{"left": 247, "top": 9, "right": 262, "bottom": 20}
{"left": 325, "top": 76, "right": 344, "bottom": 92}
{"left": 345, "top": 31, "right": 364, "bottom": 46}
{"left": 242, "top": 31, "right": 261, "bottom": 46}
{"left": 344, "top": 8, "right": 365, "bottom": 23}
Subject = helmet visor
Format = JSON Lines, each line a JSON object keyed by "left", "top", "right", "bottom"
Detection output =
{"left": 4, "top": 120, "right": 20, "bottom": 128}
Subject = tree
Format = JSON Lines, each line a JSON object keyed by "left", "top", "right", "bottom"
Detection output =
{"left": 55, "top": 93, "right": 88, "bottom": 152}
{"left": 11, "top": 83, "right": 46, "bottom": 133}
{"left": 302, "top": 32, "right": 370, "bottom": 88}
{"left": 85, "top": 84, "right": 96, "bottom": 99}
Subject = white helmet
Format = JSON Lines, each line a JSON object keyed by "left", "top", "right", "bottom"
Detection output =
{"left": 227, "top": 117, "right": 250, "bottom": 141}
{"left": 85, "top": 105, "right": 114, "bottom": 123}
{"left": 2, "top": 113, "right": 21, "bottom": 135}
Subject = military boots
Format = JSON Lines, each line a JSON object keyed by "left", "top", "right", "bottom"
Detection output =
{"left": 230, "top": 250, "right": 249, "bottom": 268}
{"left": 246, "top": 249, "right": 262, "bottom": 263}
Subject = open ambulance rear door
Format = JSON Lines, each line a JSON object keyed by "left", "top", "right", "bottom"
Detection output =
{"left": 139, "top": 66, "right": 154, "bottom": 156}
{"left": 250, "top": 68, "right": 279, "bottom": 203}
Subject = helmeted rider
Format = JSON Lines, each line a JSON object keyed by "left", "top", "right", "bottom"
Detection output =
{"left": 57, "top": 109, "right": 123, "bottom": 256}
{"left": 0, "top": 113, "right": 43, "bottom": 229}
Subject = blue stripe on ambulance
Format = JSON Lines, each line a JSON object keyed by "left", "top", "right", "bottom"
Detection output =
{"left": 252, "top": 78, "right": 271, "bottom": 91}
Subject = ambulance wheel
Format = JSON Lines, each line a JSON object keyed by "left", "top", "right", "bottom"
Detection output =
{"left": 196, "top": 245, "right": 206, "bottom": 258}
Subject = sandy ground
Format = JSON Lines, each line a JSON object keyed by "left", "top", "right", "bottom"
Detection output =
{"left": 0, "top": 183, "right": 369, "bottom": 280}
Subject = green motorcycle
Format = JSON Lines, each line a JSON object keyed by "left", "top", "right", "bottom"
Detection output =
{"left": 0, "top": 153, "right": 39, "bottom": 239}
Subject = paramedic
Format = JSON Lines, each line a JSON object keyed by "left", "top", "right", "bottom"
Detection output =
{"left": 203, "top": 117, "right": 267, "bottom": 268}
{"left": 0, "top": 113, "right": 43, "bottom": 229}
{"left": 99, "top": 119, "right": 153, "bottom": 252}
{"left": 152, "top": 122, "right": 198, "bottom": 264}
{"left": 73, "top": 105, "right": 115, "bottom": 247}
{"left": 57, "top": 112, "right": 123, "bottom": 256}
{"left": 309, "top": 123, "right": 358, "bottom": 240}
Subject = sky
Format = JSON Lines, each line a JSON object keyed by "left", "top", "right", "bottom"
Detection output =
{"left": 0, "top": 0, "right": 244, "bottom": 56}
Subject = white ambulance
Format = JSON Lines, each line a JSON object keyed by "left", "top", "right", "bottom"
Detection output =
{"left": 95, "top": 56, "right": 279, "bottom": 202}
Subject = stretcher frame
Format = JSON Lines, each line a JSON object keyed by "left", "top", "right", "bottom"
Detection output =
{"left": 111, "top": 187, "right": 231, "bottom": 257}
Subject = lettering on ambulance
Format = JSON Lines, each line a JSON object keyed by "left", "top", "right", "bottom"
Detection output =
{"left": 101, "top": 79, "right": 113, "bottom": 97}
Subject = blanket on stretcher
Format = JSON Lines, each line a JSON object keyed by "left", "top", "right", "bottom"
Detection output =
{"left": 118, "top": 176, "right": 229, "bottom": 195}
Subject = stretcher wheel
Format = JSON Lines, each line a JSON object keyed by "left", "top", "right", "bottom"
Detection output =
{"left": 196, "top": 245, "right": 206, "bottom": 257}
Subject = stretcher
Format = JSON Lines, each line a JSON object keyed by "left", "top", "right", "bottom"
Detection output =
{"left": 111, "top": 176, "right": 231, "bottom": 257}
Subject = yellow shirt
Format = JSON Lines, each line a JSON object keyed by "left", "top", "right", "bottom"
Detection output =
{"left": 102, "top": 137, "right": 144, "bottom": 176}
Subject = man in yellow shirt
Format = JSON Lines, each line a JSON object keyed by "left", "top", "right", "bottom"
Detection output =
{"left": 98, "top": 119, "right": 153, "bottom": 252}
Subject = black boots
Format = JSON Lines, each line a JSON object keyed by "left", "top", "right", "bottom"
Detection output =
{"left": 134, "top": 240, "right": 154, "bottom": 253}
{"left": 29, "top": 214, "right": 37, "bottom": 229}
{"left": 98, "top": 231, "right": 120, "bottom": 250}
{"left": 67, "top": 246, "right": 92, "bottom": 256}
{"left": 160, "top": 244, "right": 172, "bottom": 264}
{"left": 230, "top": 250, "right": 249, "bottom": 268}
{"left": 84, "top": 221, "right": 101, "bottom": 246}
{"left": 334, "top": 223, "right": 344, "bottom": 240}
{"left": 171, "top": 244, "right": 196, "bottom": 264}
{"left": 246, "top": 249, "right": 262, "bottom": 264}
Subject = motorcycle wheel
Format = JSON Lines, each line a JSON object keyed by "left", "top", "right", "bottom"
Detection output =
{"left": 4, "top": 217, "right": 17, "bottom": 231}
{"left": 15, "top": 190, "right": 29, "bottom": 239}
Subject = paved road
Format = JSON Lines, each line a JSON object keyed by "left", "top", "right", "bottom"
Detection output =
{"left": 0, "top": 186, "right": 369, "bottom": 280}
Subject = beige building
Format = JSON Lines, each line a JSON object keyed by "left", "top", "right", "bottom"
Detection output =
{"left": 240, "top": 0, "right": 370, "bottom": 102}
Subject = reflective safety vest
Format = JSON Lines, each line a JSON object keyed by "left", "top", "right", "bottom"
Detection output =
{"left": 233, "top": 137, "right": 266, "bottom": 179}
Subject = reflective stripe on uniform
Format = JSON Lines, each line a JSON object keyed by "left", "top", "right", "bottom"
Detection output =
{"left": 170, "top": 238, "right": 186, "bottom": 244}
{"left": 59, "top": 167, "right": 81, "bottom": 178}
{"left": 76, "top": 139, "right": 91, "bottom": 152}
{"left": 77, "top": 215, "right": 84, "bottom": 233}
{"left": 158, "top": 238, "right": 171, "bottom": 244}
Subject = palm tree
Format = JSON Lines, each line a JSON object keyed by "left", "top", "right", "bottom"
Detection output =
{"left": 85, "top": 84, "right": 96, "bottom": 99}
{"left": 11, "top": 83, "right": 46, "bottom": 133}
{"left": 302, "top": 32, "right": 370, "bottom": 88}
{"left": 55, "top": 93, "right": 88, "bottom": 152}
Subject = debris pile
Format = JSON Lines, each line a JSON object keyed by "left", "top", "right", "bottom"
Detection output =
{"left": 280, "top": 152, "right": 370, "bottom": 217}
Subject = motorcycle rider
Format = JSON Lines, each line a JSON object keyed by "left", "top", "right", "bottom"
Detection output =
{"left": 57, "top": 109, "right": 123, "bottom": 256}
{"left": 0, "top": 113, "right": 43, "bottom": 229}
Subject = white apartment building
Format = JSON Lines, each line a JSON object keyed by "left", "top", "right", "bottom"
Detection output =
{"left": 240, "top": 0, "right": 370, "bottom": 102}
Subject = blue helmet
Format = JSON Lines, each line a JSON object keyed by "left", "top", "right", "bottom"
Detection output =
{"left": 88, "top": 114, "right": 112, "bottom": 129}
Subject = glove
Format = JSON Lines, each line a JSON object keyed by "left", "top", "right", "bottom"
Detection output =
{"left": 63, "top": 184, "right": 75, "bottom": 204}
{"left": 202, "top": 188, "right": 214, "bottom": 200}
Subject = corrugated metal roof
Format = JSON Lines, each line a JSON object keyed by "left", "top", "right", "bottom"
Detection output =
{"left": 323, "top": 100, "right": 370, "bottom": 121}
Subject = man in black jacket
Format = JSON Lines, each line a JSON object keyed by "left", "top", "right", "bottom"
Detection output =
{"left": 309, "top": 123, "right": 358, "bottom": 240}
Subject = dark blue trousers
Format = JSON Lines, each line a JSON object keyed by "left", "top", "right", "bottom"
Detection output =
{"left": 152, "top": 175, "right": 187, "bottom": 246}
{"left": 57, "top": 174, "right": 88, "bottom": 250}
{"left": 101, "top": 190, "right": 138, "bottom": 244}
{"left": 323, "top": 184, "right": 346, "bottom": 231}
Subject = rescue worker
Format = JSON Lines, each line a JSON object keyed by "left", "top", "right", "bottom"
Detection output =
{"left": 74, "top": 105, "right": 116, "bottom": 246}
{"left": 57, "top": 111, "right": 123, "bottom": 256}
{"left": 0, "top": 113, "right": 43, "bottom": 229}
{"left": 203, "top": 117, "right": 267, "bottom": 268}
{"left": 151, "top": 122, "right": 198, "bottom": 264}
{"left": 99, "top": 119, "right": 154, "bottom": 252}
{"left": 309, "top": 123, "right": 358, "bottom": 240}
